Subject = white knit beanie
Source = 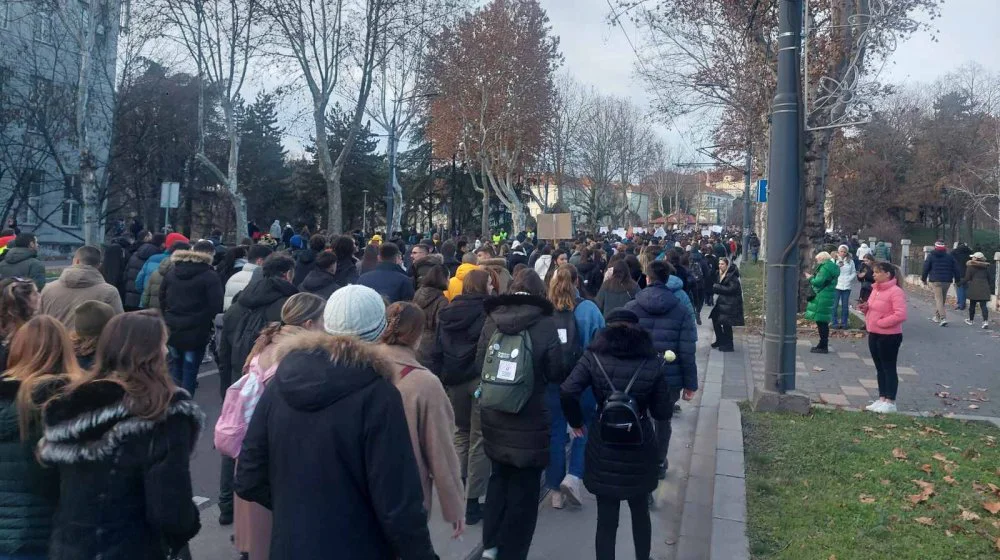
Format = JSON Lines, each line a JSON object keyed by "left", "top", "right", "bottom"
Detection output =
{"left": 324, "top": 285, "right": 387, "bottom": 341}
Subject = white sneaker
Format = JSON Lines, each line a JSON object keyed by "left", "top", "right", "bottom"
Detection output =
{"left": 874, "top": 401, "right": 897, "bottom": 414}
{"left": 939, "top": 320, "right": 948, "bottom": 327}
{"left": 560, "top": 474, "right": 583, "bottom": 507}
{"left": 930, "top": 315, "right": 941, "bottom": 323}
{"left": 482, "top": 547, "right": 498, "bottom": 560}
{"left": 865, "top": 400, "right": 882, "bottom": 411}
{"left": 551, "top": 490, "right": 564, "bottom": 509}
{"left": 984, "top": 321, "right": 990, "bottom": 329}
{"left": 965, "top": 319, "right": 974, "bottom": 326}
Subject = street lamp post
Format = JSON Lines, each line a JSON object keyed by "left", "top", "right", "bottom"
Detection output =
{"left": 362, "top": 189, "right": 369, "bottom": 235}
{"left": 385, "top": 117, "right": 396, "bottom": 237}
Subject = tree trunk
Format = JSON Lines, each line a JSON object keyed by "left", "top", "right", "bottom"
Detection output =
{"left": 313, "top": 107, "right": 342, "bottom": 234}
{"left": 223, "top": 103, "right": 247, "bottom": 242}
{"left": 799, "top": 128, "right": 835, "bottom": 310}
{"left": 80, "top": 150, "right": 101, "bottom": 244}
{"left": 481, "top": 176, "right": 490, "bottom": 238}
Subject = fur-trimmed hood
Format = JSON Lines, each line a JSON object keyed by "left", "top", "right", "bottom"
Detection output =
{"left": 967, "top": 258, "right": 989, "bottom": 269}
{"left": 170, "top": 249, "right": 213, "bottom": 265}
{"left": 483, "top": 293, "right": 553, "bottom": 335}
{"left": 478, "top": 257, "right": 508, "bottom": 269}
{"left": 38, "top": 379, "right": 204, "bottom": 465}
{"left": 270, "top": 332, "right": 395, "bottom": 412}
{"left": 588, "top": 323, "right": 655, "bottom": 358}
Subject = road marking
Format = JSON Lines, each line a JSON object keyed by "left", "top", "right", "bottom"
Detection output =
{"left": 198, "top": 368, "right": 219, "bottom": 379}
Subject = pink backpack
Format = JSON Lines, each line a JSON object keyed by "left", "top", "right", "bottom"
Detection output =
{"left": 214, "top": 356, "right": 278, "bottom": 459}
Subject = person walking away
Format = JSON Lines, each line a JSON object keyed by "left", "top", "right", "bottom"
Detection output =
{"left": 921, "top": 240, "right": 959, "bottom": 326}
{"left": 412, "top": 265, "right": 449, "bottom": 367}
{"left": 70, "top": 301, "right": 116, "bottom": 370}
{"left": 225, "top": 244, "right": 273, "bottom": 310}
{"left": 441, "top": 241, "right": 462, "bottom": 277}
{"left": 446, "top": 253, "right": 480, "bottom": 301}
{"left": 709, "top": 258, "right": 745, "bottom": 352}
{"left": 475, "top": 269, "right": 564, "bottom": 560}
{"left": 561, "top": 309, "right": 674, "bottom": 560}
{"left": 141, "top": 241, "right": 190, "bottom": 310}
{"left": 217, "top": 293, "right": 326, "bottom": 553}
{"left": 856, "top": 242, "right": 871, "bottom": 262}
{"left": 595, "top": 261, "right": 639, "bottom": 319}
{"left": 292, "top": 234, "right": 327, "bottom": 287}
{"left": 40, "top": 245, "right": 123, "bottom": 325}
{"left": 961, "top": 252, "right": 993, "bottom": 328}
{"left": 702, "top": 245, "right": 718, "bottom": 306}
{"left": 378, "top": 302, "right": 466, "bottom": 537}
{"left": 269, "top": 219, "right": 282, "bottom": 240}
{"left": 136, "top": 232, "right": 188, "bottom": 307}
{"left": 299, "top": 250, "right": 342, "bottom": 300}
{"left": 123, "top": 232, "right": 164, "bottom": 310}
{"left": 281, "top": 224, "right": 294, "bottom": 248}
{"left": 0, "top": 234, "right": 46, "bottom": 289}
{"left": 681, "top": 250, "right": 705, "bottom": 325}
{"left": 804, "top": 252, "right": 839, "bottom": 353}
{"left": 429, "top": 269, "right": 492, "bottom": 526}
{"left": 873, "top": 241, "right": 892, "bottom": 262}
{"left": 856, "top": 254, "right": 876, "bottom": 304}
{"left": 160, "top": 241, "right": 224, "bottom": 394}
{"left": 0, "top": 316, "right": 81, "bottom": 560}
{"left": 951, "top": 243, "right": 973, "bottom": 311}
{"left": 858, "top": 263, "right": 907, "bottom": 413}
{"left": 624, "top": 261, "right": 698, "bottom": 477}
{"left": 358, "top": 243, "right": 415, "bottom": 303}
{"left": 235, "top": 327, "right": 438, "bottom": 559}
{"left": 38, "top": 310, "right": 204, "bottom": 559}
{"left": 329, "top": 235, "right": 360, "bottom": 286}
{"left": 100, "top": 237, "right": 131, "bottom": 301}
{"left": 546, "top": 264, "right": 605, "bottom": 509}
{"left": 0, "top": 278, "right": 40, "bottom": 370}
{"left": 832, "top": 245, "right": 856, "bottom": 329}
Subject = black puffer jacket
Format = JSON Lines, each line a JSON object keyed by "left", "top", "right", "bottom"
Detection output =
{"left": 474, "top": 294, "right": 564, "bottom": 469}
{"left": 292, "top": 249, "right": 317, "bottom": 287}
{"left": 430, "top": 294, "right": 488, "bottom": 386}
{"left": 624, "top": 284, "right": 698, "bottom": 391}
{"left": 299, "top": 269, "right": 341, "bottom": 300}
{"left": 710, "top": 266, "right": 745, "bottom": 327}
{"left": 235, "top": 334, "right": 436, "bottom": 560}
{"left": 560, "top": 323, "right": 671, "bottom": 499}
{"left": 124, "top": 243, "right": 160, "bottom": 309}
{"left": 100, "top": 238, "right": 131, "bottom": 299}
{"left": 38, "top": 380, "right": 203, "bottom": 560}
{"left": 331, "top": 257, "right": 360, "bottom": 287}
{"left": 160, "top": 250, "right": 224, "bottom": 351}
{"left": 0, "top": 378, "right": 58, "bottom": 555}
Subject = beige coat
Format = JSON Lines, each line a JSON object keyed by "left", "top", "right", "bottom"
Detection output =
{"left": 378, "top": 343, "right": 465, "bottom": 524}
{"left": 40, "top": 265, "right": 124, "bottom": 326}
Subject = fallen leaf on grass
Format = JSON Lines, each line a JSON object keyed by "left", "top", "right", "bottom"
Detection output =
{"left": 853, "top": 472, "right": 865, "bottom": 480}
{"left": 945, "top": 529, "right": 954, "bottom": 537}
{"left": 883, "top": 424, "right": 897, "bottom": 429}
{"left": 995, "top": 537, "right": 1000, "bottom": 552}
{"left": 932, "top": 452, "right": 953, "bottom": 464}
{"left": 909, "top": 493, "right": 930, "bottom": 504}
{"left": 863, "top": 426, "right": 877, "bottom": 434}
{"left": 960, "top": 510, "right": 980, "bottom": 521}
{"left": 920, "top": 464, "right": 933, "bottom": 474}
{"left": 915, "top": 517, "right": 935, "bottom": 526}
{"left": 984, "top": 501, "right": 1000, "bottom": 515}
{"left": 943, "top": 476, "right": 957, "bottom": 485}
{"left": 881, "top": 479, "right": 891, "bottom": 485}
{"left": 859, "top": 494, "right": 876, "bottom": 504}
{"left": 922, "top": 426, "right": 946, "bottom": 435}
{"left": 944, "top": 463, "right": 956, "bottom": 474}
{"left": 893, "top": 448, "right": 908, "bottom": 460}
{"left": 989, "top": 483, "right": 1000, "bottom": 494}
{"left": 993, "top": 520, "right": 1000, "bottom": 529}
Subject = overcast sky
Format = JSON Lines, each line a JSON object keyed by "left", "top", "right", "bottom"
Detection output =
{"left": 537, "top": 0, "right": 1000, "bottom": 160}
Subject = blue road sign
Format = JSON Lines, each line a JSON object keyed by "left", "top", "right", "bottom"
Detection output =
{"left": 756, "top": 179, "right": 768, "bottom": 203}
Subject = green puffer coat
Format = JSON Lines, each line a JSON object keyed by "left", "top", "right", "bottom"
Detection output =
{"left": 141, "top": 256, "right": 175, "bottom": 309}
{"left": 804, "top": 259, "right": 840, "bottom": 324}
{"left": 0, "top": 377, "right": 58, "bottom": 555}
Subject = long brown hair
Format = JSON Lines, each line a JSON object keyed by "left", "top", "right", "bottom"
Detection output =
{"left": 244, "top": 293, "right": 326, "bottom": 368}
{"left": 7, "top": 315, "right": 82, "bottom": 439}
{"left": 548, "top": 264, "right": 578, "bottom": 312}
{"left": 380, "top": 302, "right": 425, "bottom": 349}
{"left": 76, "top": 310, "right": 175, "bottom": 420}
{"left": 603, "top": 261, "right": 638, "bottom": 292}
{"left": 0, "top": 278, "right": 38, "bottom": 340}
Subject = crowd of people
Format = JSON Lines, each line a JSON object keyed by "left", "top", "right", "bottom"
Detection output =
{"left": 0, "top": 220, "right": 759, "bottom": 560}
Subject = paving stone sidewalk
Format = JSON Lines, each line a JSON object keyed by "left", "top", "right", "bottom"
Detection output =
{"left": 744, "top": 284, "right": 1000, "bottom": 418}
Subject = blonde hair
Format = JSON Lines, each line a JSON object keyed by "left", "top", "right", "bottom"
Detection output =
{"left": 639, "top": 247, "right": 658, "bottom": 277}
{"left": 245, "top": 293, "right": 326, "bottom": 368}
{"left": 815, "top": 251, "right": 832, "bottom": 262}
{"left": 548, "top": 264, "right": 578, "bottom": 312}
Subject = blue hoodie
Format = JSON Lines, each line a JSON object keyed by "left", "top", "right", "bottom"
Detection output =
{"left": 667, "top": 275, "right": 698, "bottom": 340}
{"left": 136, "top": 251, "right": 169, "bottom": 297}
{"left": 573, "top": 298, "right": 606, "bottom": 348}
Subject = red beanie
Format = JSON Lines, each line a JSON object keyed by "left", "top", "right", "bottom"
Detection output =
{"left": 166, "top": 232, "right": 190, "bottom": 249}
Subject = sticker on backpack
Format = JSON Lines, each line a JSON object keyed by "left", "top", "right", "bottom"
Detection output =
{"left": 557, "top": 328, "right": 568, "bottom": 344}
{"left": 497, "top": 360, "right": 517, "bottom": 381}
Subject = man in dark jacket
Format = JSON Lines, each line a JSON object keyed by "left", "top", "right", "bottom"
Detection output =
{"left": 160, "top": 241, "right": 223, "bottom": 395}
{"left": 100, "top": 237, "right": 132, "bottom": 301}
{"left": 474, "top": 276, "right": 563, "bottom": 560}
{"left": 123, "top": 232, "right": 164, "bottom": 310}
{"left": 330, "top": 235, "right": 360, "bottom": 286}
{"left": 292, "top": 234, "right": 327, "bottom": 286}
{"left": 300, "top": 250, "right": 342, "bottom": 300}
{"left": 921, "top": 240, "right": 960, "bottom": 326}
{"left": 625, "top": 260, "right": 698, "bottom": 478}
{"left": 358, "top": 243, "right": 414, "bottom": 303}
{"left": 0, "top": 233, "right": 46, "bottom": 289}
{"left": 235, "top": 334, "right": 438, "bottom": 560}
{"left": 951, "top": 242, "right": 973, "bottom": 311}
{"left": 440, "top": 241, "right": 461, "bottom": 277}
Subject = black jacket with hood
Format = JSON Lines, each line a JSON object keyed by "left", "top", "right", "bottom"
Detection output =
{"left": 123, "top": 243, "right": 161, "bottom": 308}
{"left": 474, "top": 294, "right": 564, "bottom": 469}
{"left": 292, "top": 249, "right": 317, "bottom": 287}
{"left": 332, "top": 257, "right": 360, "bottom": 287}
{"left": 428, "top": 293, "right": 487, "bottom": 386}
{"left": 710, "top": 265, "right": 746, "bottom": 328}
{"left": 235, "top": 334, "right": 437, "bottom": 560}
{"left": 299, "top": 268, "right": 342, "bottom": 300}
{"left": 560, "top": 323, "right": 672, "bottom": 499}
{"left": 160, "top": 250, "right": 224, "bottom": 351}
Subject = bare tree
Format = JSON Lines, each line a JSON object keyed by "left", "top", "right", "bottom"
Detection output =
{"left": 543, "top": 72, "right": 589, "bottom": 205}
{"left": 612, "top": 98, "right": 656, "bottom": 225}
{"left": 572, "top": 93, "right": 621, "bottom": 231}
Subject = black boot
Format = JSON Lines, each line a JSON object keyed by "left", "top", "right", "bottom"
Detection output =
{"left": 465, "top": 498, "right": 483, "bottom": 525}
{"left": 810, "top": 346, "right": 828, "bottom": 354}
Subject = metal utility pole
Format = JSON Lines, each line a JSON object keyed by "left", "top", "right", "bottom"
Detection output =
{"left": 742, "top": 143, "right": 753, "bottom": 261}
{"left": 762, "top": 0, "right": 802, "bottom": 395}
{"left": 385, "top": 117, "right": 396, "bottom": 236}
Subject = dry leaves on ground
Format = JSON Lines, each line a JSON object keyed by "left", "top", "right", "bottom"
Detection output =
{"left": 920, "top": 464, "right": 933, "bottom": 474}
{"left": 859, "top": 494, "right": 876, "bottom": 504}
{"left": 984, "top": 501, "right": 1000, "bottom": 515}
{"left": 943, "top": 476, "right": 957, "bottom": 485}
{"left": 892, "top": 448, "right": 908, "bottom": 460}
{"left": 922, "top": 426, "right": 947, "bottom": 436}
{"left": 909, "top": 480, "right": 936, "bottom": 504}
{"left": 915, "top": 517, "right": 935, "bottom": 526}
{"left": 960, "top": 510, "right": 981, "bottom": 521}
{"left": 932, "top": 452, "right": 954, "bottom": 464}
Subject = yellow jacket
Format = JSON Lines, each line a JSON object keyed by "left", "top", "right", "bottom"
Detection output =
{"left": 445, "top": 263, "right": 479, "bottom": 301}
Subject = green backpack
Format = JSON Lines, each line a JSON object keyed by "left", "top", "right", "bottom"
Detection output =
{"left": 478, "top": 329, "right": 534, "bottom": 414}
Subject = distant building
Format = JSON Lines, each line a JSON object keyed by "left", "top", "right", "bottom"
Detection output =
{"left": 695, "top": 188, "right": 735, "bottom": 225}
{"left": 526, "top": 176, "right": 651, "bottom": 228}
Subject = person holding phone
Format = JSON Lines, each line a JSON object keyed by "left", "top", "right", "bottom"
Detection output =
{"left": 804, "top": 252, "right": 840, "bottom": 354}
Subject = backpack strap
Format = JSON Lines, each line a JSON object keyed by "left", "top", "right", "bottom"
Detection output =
{"left": 593, "top": 356, "right": 647, "bottom": 396}
{"left": 593, "top": 355, "right": 616, "bottom": 390}
{"left": 623, "top": 360, "right": 647, "bottom": 395}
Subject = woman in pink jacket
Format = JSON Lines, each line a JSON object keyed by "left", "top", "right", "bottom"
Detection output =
{"left": 858, "top": 262, "right": 907, "bottom": 413}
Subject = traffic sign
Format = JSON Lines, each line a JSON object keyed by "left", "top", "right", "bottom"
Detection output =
{"left": 756, "top": 179, "right": 768, "bottom": 203}
{"left": 160, "top": 182, "right": 180, "bottom": 209}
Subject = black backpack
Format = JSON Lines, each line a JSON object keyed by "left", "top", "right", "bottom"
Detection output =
{"left": 593, "top": 356, "right": 647, "bottom": 447}
{"left": 552, "top": 309, "right": 583, "bottom": 376}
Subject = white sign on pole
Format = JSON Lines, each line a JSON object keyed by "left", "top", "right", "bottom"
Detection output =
{"left": 160, "top": 182, "right": 180, "bottom": 209}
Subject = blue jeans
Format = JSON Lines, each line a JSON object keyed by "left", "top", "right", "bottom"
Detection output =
{"left": 832, "top": 289, "right": 851, "bottom": 327}
{"left": 168, "top": 346, "right": 204, "bottom": 396}
{"left": 545, "top": 383, "right": 595, "bottom": 489}
{"left": 955, "top": 284, "right": 966, "bottom": 309}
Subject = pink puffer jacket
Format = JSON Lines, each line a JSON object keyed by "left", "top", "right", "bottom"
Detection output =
{"left": 863, "top": 278, "right": 907, "bottom": 334}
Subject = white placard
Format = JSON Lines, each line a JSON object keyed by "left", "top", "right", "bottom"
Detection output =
{"left": 557, "top": 328, "right": 568, "bottom": 344}
{"left": 497, "top": 360, "right": 517, "bottom": 381}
